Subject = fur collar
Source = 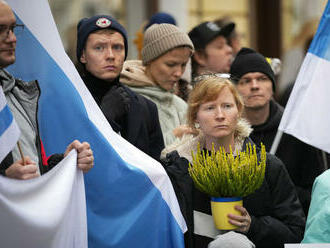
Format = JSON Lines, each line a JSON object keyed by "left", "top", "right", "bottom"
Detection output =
{"left": 161, "top": 118, "right": 252, "bottom": 161}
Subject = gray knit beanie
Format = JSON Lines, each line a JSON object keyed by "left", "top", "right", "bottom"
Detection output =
{"left": 142, "top": 23, "right": 194, "bottom": 65}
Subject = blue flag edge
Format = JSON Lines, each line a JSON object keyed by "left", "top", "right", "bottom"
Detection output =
{"left": 7, "top": 16, "right": 185, "bottom": 248}
{"left": 308, "top": 1, "right": 330, "bottom": 61}
{"left": 0, "top": 105, "right": 14, "bottom": 136}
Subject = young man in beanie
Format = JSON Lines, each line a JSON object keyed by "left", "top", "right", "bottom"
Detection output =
{"left": 0, "top": 0, "right": 94, "bottom": 178}
{"left": 188, "top": 21, "right": 234, "bottom": 78}
{"left": 76, "top": 15, "right": 164, "bottom": 161}
{"left": 230, "top": 47, "right": 326, "bottom": 215}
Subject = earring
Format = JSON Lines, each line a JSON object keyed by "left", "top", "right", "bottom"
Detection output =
{"left": 195, "top": 123, "right": 200, "bottom": 129}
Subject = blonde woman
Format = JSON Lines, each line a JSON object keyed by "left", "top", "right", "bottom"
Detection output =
{"left": 121, "top": 23, "right": 194, "bottom": 146}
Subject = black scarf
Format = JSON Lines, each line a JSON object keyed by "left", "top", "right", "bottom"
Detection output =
{"left": 82, "top": 72, "right": 120, "bottom": 106}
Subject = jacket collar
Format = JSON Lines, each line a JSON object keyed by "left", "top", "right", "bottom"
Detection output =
{"left": 120, "top": 60, "right": 156, "bottom": 87}
{"left": 0, "top": 69, "right": 16, "bottom": 93}
{"left": 252, "top": 100, "right": 283, "bottom": 132}
{"left": 82, "top": 72, "right": 121, "bottom": 105}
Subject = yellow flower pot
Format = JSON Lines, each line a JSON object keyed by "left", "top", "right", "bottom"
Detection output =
{"left": 211, "top": 197, "right": 243, "bottom": 230}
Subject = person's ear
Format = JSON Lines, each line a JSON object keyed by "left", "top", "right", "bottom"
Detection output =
{"left": 80, "top": 50, "right": 87, "bottom": 64}
{"left": 193, "top": 50, "right": 207, "bottom": 67}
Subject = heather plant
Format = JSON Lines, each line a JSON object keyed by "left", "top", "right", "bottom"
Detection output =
{"left": 188, "top": 143, "right": 267, "bottom": 198}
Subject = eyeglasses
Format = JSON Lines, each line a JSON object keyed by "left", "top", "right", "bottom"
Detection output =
{"left": 192, "top": 73, "right": 239, "bottom": 85}
{"left": 0, "top": 24, "right": 25, "bottom": 40}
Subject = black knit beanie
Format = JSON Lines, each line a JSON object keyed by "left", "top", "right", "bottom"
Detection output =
{"left": 76, "top": 15, "right": 128, "bottom": 62}
{"left": 230, "top": 48, "right": 276, "bottom": 92}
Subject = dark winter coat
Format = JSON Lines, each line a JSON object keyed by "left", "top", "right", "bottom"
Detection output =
{"left": 161, "top": 121, "right": 305, "bottom": 248}
{"left": 250, "top": 100, "right": 326, "bottom": 215}
{"left": 82, "top": 73, "right": 164, "bottom": 161}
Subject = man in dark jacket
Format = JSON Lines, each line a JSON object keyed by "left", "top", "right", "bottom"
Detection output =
{"left": 230, "top": 47, "right": 326, "bottom": 215}
{"left": 76, "top": 15, "right": 164, "bottom": 161}
{"left": 0, "top": 0, "right": 94, "bottom": 178}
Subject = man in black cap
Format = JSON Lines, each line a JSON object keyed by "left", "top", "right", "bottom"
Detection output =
{"left": 76, "top": 15, "right": 164, "bottom": 161}
{"left": 230, "top": 47, "right": 326, "bottom": 215}
{"left": 188, "top": 21, "right": 235, "bottom": 78}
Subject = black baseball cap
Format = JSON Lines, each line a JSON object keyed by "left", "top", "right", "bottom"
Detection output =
{"left": 188, "top": 21, "right": 235, "bottom": 50}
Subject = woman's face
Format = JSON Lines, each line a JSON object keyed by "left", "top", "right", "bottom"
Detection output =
{"left": 146, "top": 47, "right": 191, "bottom": 91}
{"left": 196, "top": 86, "right": 239, "bottom": 142}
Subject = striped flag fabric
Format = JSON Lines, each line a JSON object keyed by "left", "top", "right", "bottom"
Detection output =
{"left": 0, "top": 86, "right": 20, "bottom": 163}
{"left": 0, "top": 151, "right": 88, "bottom": 248}
{"left": 279, "top": 0, "right": 330, "bottom": 153}
{"left": 6, "top": 1, "right": 186, "bottom": 247}
{"left": 279, "top": 2, "right": 330, "bottom": 243}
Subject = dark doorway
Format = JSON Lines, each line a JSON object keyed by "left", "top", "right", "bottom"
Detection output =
{"left": 254, "top": 0, "right": 282, "bottom": 58}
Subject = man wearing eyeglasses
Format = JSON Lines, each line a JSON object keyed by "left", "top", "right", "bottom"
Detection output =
{"left": 0, "top": 0, "right": 94, "bottom": 179}
{"left": 0, "top": 2, "right": 22, "bottom": 67}
{"left": 230, "top": 47, "right": 326, "bottom": 216}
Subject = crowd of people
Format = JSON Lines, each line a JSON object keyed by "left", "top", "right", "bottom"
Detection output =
{"left": 1, "top": 0, "right": 329, "bottom": 247}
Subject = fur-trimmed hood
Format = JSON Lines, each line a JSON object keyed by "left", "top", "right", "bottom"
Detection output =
{"left": 161, "top": 118, "right": 253, "bottom": 161}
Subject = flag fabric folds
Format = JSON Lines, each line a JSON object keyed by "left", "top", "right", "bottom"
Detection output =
{"left": 279, "top": 1, "right": 330, "bottom": 153}
{"left": 0, "top": 87, "right": 20, "bottom": 163}
{"left": 6, "top": 1, "right": 186, "bottom": 247}
{"left": 0, "top": 151, "right": 88, "bottom": 248}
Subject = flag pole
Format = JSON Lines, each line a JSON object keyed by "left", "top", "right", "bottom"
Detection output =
{"left": 321, "top": 151, "right": 328, "bottom": 170}
{"left": 270, "top": 130, "right": 283, "bottom": 155}
{"left": 17, "top": 141, "right": 25, "bottom": 165}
